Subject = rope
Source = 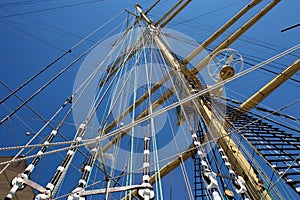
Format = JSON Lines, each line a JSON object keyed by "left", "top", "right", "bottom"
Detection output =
{"left": 0, "top": 140, "right": 95, "bottom": 166}
{"left": 0, "top": 10, "right": 123, "bottom": 106}
{"left": 0, "top": 0, "right": 104, "bottom": 19}
{"left": 0, "top": 98, "right": 73, "bottom": 174}
{"left": 47, "top": 13, "right": 136, "bottom": 195}
{"left": 0, "top": 53, "right": 83, "bottom": 125}
{"left": 3, "top": 95, "right": 297, "bottom": 187}
{"left": 145, "top": 35, "right": 164, "bottom": 200}
{"left": 224, "top": 89, "right": 300, "bottom": 134}
{"left": 164, "top": 30, "right": 300, "bottom": 84}
{"left": 99, "top": 43, "right": 300, "bottom": 144}
{"left": 222, "top": 98, "right": 300, "bottom": 198}
{"left": 155, "top": 36, "right": 198, "bottom": 199}
{"left": 0, "top": 12, "right": 125, "bottom": 126}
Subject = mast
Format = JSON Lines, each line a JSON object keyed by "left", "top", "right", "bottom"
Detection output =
{"left": 121, "top": 1, "right": 283, "bottom": 199}
{"left": 191, "top": 0, "right": 281, "bottom": 74}
{"left": 102, "top": 0, "right": 282, "bottom": 143}
{"left": 183, "top": 0, "right": 262, "bottom": 64}
{"left": 2, "top": 1, "right": 299, "bottom": 199}
{"left": 239, "top": 58, "right": 300, "bottom": 112}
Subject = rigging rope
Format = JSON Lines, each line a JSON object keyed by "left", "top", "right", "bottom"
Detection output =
{"left": 145, "top": 35, "right": 164, "bottom": 200}
{"left": 0, "top": 16, "right": 125, "bottom": 126}
{"left": 0, "top": 0, "right": 105, "bottom": 19}
{"left": 224, "top": 90, "right": 300, "bottom": 134}
{"left": 164, "top": 32, "right": 300, "bottom": 85}
{"left": 3, "top": 12, "right": 132, "bottom": 198}
{"left": 1, "top": 6, "right": 298, "bottom": 197}
{"left": 222, "top": 97, "right": 300, "bottom": 198}
{"left": 55, "top": 14, "right": 139, "bottom": 198}
{"left": 98, "top": 43, "right": 300, "bottom": 144}
{"left": 0, "top": 93, "right": 298, "bottom": 199}
{"left": 0, "top": 10, "right": 123, "bottom": 106}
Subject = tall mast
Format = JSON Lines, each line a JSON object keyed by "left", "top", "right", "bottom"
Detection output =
{"left": 3, "top": 1, "right": 297, "bottom": 199}
{"left": 122, "top": 1, "right": 283, "bottom": 199}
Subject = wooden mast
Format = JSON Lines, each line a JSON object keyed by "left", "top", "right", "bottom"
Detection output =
{"left": 183, "top": 0, "right": 262, "bottom": 64}
{"left": 239, "top": 58, "right": 300, "bottom": 112}
{"left": 191, "top": 0, "right": 281, "bottom": 74}
{"left": 102, "top": 0, "right": 280, "bottom": 138}
{"left": 120, "top": 1, "right": 283, "bottom": 199}
{"left": 121, "top": 56, "right": 300, "bottom": 199}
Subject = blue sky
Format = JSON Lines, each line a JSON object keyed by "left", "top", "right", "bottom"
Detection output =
{"left": 0, "top": 0, "right": 300, "bottom": 199}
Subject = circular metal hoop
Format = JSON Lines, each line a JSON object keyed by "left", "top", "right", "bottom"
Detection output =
{"left": 208, "top": 48, "right": 244, "bottom": 82}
